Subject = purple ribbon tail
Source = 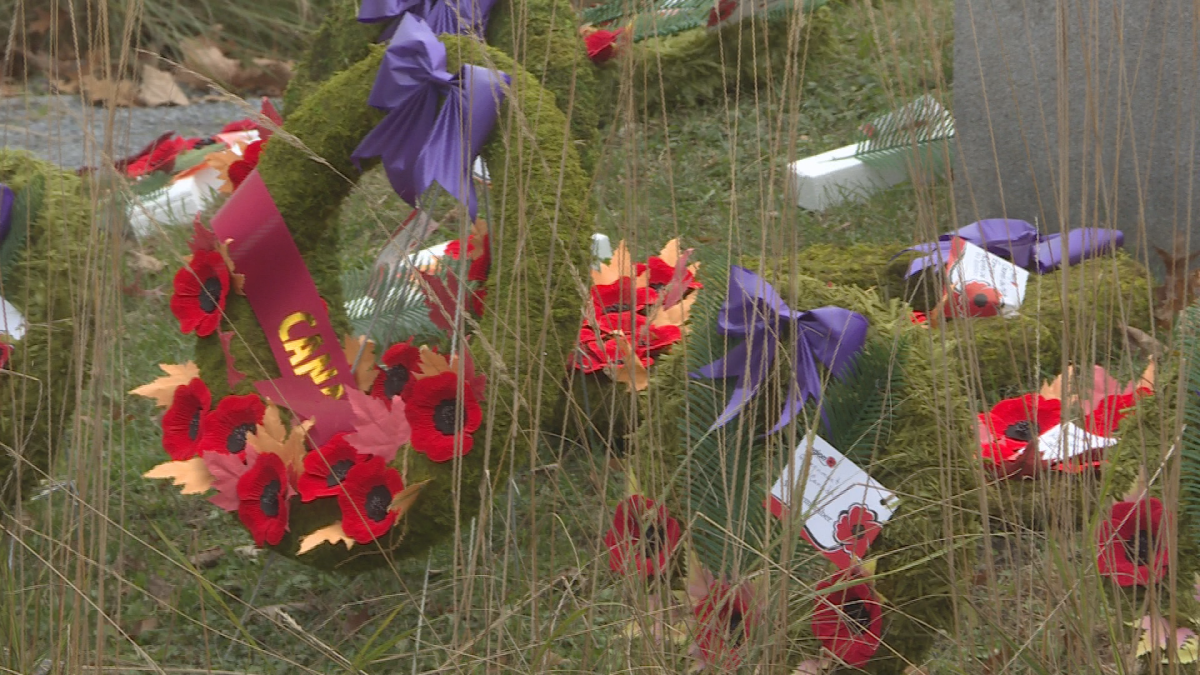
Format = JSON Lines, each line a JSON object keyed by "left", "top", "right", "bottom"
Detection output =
{"left": 766, "top": 336, "right": 820, "bottom": 435}
{"left": 899, "top": 219, "right": 1039, "bottom": 277}
{"left": 426, "top": 0, "right": 499, "bottom": 35}
{"left": 358, "top": 0, "right": 425, "bottom": 22}
{"left": 1034, "top": 228, "right": 1123, "bottom": 273}
{"left": 0, "top": 184, "right": 13, "bottom": 247}
{"left": 415, "top": 65, "right": 509, "bottom": 219}
{"left": 693, "top": 331, "right": 776, "bottom": 431}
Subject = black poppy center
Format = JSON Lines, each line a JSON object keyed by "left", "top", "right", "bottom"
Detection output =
{"left": 1123, "top": 530, "right": 1155, "bottom": 567}
{"left": 188, "top": 410, "right": 202, "bottom": 441}
{"left": 325, "top": 459, "right": 355, "bottom": 488}
{"left": 726, "top": 606, "right": 746, "bottom": 646}
{"left": 973, "top": 293, "right": 989, "bottom": 308}
{"left": 384, "top": 366, "right": 410, "bottom": 399}
{"left": 199, "top": 277, "right": 224, "bottom": 314}
{"left": 432, "top": 399, "right": 460, "bottom": 436}
{"left": 602, "top": 302, "right": 634, "bottom": 314}
{"left": 259, "top": 479, "right": 281, "bottom": 518}
{"left": 641, "top": 522, "right": 665, "bottom": 556}
{"left": 1004, "top": 420, "right": 1035, "bottom": 442}
{"left": 226, "top": 422, "right": 256, "bottom": 453}
{"left": 851, "top": 523, "right": 866, "bottom": 538}
{"left": 843, "top": 598, "right": 874, "bottom": 634}
{"left": 365, "top": 485, "right": 392, "bottom": 522}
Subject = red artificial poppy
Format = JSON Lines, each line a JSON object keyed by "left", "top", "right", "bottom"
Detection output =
{"left": 237, "top": 451, "right": 291, "bottom": 546}
{"left": 405, "top": 370, "right": 483, "bottom": 462}
{"left": 978, "top": 394, "right": 1061, "bottom": 463}
{"left": 643, "top": 323, "right": 682, "bottom": 352}
{"left": 227, "top": 139, "right": 266, "bottom": 190}
{"left": 603, "top": 495, "right": 682, "bottom": 579}
{"left": 161, "top": 378, "right": 212, "bottom": 461}
{"left": 220, "top": 97, "right": 283, "bottom": 138}
{"left": 444, "top": 234, "right": 491, "bottom": 282}
{"left": 123, "top": 135, "right": 201, "bottom": 177}
{"left": 591, "top": 279, "right": 657, "bottom": 319}
{"left": 298, "top": 433, "right": 366, "bottom": 502}
{"left": 170, "top": 249, "right": 231, "bottom": 337}
{"left": 571, "top": 327, "right": 654, "bottom": 374}
{"left": 196, "top": 394, "right": 266, "bottom": 457}
{"left": 1097, "top": 497, "right": 1170, "bottom": 587}
{"left": 371, "top": 340, "right": 423, "bottom": 403}
{"left": 910, "top": 310, "right": 928, "bottom": 325}
{"left": 639, "top": 256, "right": 703, "bottom": 295}
{"left": 584, "top": 28, "right": 623, "bottom": 64}
{"left": 812, "top": 570, "right": 884, "bottom": 667}
{"left": 707, "top": 0, "right": 739, "bottom": 27}
{"left": 0, "top": 342, "right": 11, "bottom": 369}
{"left": 337, "top": 455, "right": 406, "bottom": 543}
{"left": 694, "top": 579, "right": 755, "bottom": 670}
{"left": 833, "top": 504, "right": 882, "bottom": 559}
{"left": 1086, "top": 390, "right": 1147, "bottom": 437}
{"left": 596, "top": 311, "right": 647, "bottom": 336}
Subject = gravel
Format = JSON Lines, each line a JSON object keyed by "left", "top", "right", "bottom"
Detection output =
{"left": 0, "top": 95, "right": 270, "bottom": 169}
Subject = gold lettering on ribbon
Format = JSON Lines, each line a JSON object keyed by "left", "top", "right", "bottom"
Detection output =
{"left": 278, "top": 311, "right": 342, "bottom": 397}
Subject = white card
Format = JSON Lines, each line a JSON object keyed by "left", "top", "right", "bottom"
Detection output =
{"left": 0, "top": 296, "right": 26, "bottom": 341}
{"left": 1038, "top": 422, "right": 1118, "bottom": 462}
{"left": 947, "top": 240, "right": 1030, "bottom": 318}
{"left": 768, "top": 434, "right": 898, "bottom": 567}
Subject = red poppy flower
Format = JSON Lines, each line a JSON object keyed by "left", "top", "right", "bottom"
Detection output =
{"left": 833, "top": 505, "right": 882, "bottom": 559}
{"left": 978, "top": 394, "right": 1061, "bottom": 462}
{"left": 584, "top": 28, "right": 623, "bottom": 64}
{"left": 220, "top": 98, "right": 283, "bottom": 138}
{"left": 161, "top": 378, "right": 212, "bottom": 461}
{"left": 707, "top": 0, "right": 739, "bottom": 27}
{"left": 170, "top": 249, "right": 231, "bottom": 337}
{"left": 591, "top": 279, "right": 657, "bottom": 319}
{"left": 1086, "top": 390, "right": 1146, "bottom": 437}
{"left": 196, "top": 394, "right": 266, "bottom": 457}
{"left": 237, "top": 451, "right": 291, "bottom": 546}
{"left": 371, "top": 340, "right": 423, "bottom": 403}
{"left": 444, "top": 234, "right": 491, "bottom": 282}
{"left": 124, "top": 135, "right": 199, "bottom": 177}
{"left": 571, "top": 328, "right": 654, "bottom": 374}
{"left": 812, "top": 570, "right": 884, "bottom": 667}
{"left": 227, "top": 139, "right": 266, "bottom": 190}
{"left": 910, "top": 310, "right": 928, "bottom": 325}
{"left": 639, "top": 256, "right": 702, "bottom": 295}
{"left": 0, "top": 342, "right": 11, "bottom": 369}
{"left": 603, "top": 495, "right": 682, "bottom": 579}
{"left": 1097, "top": 497, "right": 1170, "bottom": 587}
{"left": 694, "top": 580, "right": 754, "bottom": 670}
{"left": 298, "top": 433, "right": 366, "bottom": 502}
{"left": 643, "top": 324, "right": 682, "bottom": 352}
{"left": 405, "top": 370, "right": 483, "bottom": 462}
{"left": 337, "top": 455, "right": 406, "bottom": 543}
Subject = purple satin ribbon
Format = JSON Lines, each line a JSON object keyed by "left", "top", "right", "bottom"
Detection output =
{"left": 0, "top": 184, "right": 13, "bottom": 248}
{"left": 691, "top": 266, "right": 869, "bottom": 434}
{"left": 358, "top": 0, "right": 496, "bottom": 39}
{"left": 899, "top": 219, "right": 1123, "bottom": 277}
{"left": 351, "top": 14, "right": 508, "bottom": 219}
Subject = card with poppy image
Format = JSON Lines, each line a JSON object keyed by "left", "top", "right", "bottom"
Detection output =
{"left": 943, "top": 237, "right": 1029, "bottom": 319}
{"left": 767, "top": 434, "right": 899, "bottom": 569}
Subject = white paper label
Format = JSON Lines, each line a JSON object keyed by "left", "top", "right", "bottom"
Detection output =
{"left": 0, "top": 296, "right": 26, "bottom": 341}
{"left": 1038, "top": 422, "right": 1118, "bottom": 462}
{"left": 947, "top": 240, "right": 1030, "bottom": 318}
{"left": 769, "top": 434, "right": 898, "bottom": 566}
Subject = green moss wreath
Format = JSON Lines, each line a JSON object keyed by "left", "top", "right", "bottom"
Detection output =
{"left": 0, "top": 151, "right": 92, "bottom": 510}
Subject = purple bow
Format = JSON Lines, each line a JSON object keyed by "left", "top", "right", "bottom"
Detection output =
{"left": 358, "top": 0, "right": 496, "bottom": 40}
{"left": 691, "top": 266, "right": 869, "bottom": 434}
{"left": 351, "top": 15, "right": 509, "bottom": 219}
{"left": 899, "top": 219, "right": 1123, "bottom": 277}
{"left": 0, "top": 184, "right": 12, "bottom": 248}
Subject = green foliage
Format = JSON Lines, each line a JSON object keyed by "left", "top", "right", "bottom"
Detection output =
{"left": 819, "top": 336, "right": 906, "bottom": 467}
{"left": 583, "top": 0, "right": 829, "bottom": 41}
{"left": 0, "top": 174, "right": 43, "bottom": 284}
{"left": 1179, "top": 304, "right": 1200, "bottom": 544}
{"left": 282, "top": 0, "right": 377, "bottom": 114}
{"left": 341, "top": 265, "right": 439, "bottom": 346}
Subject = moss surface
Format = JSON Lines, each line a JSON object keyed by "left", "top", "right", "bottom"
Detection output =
{"left": 0, "top": 151, "right": 93, "bottom": 510}
{"left": 282, "top": 0, "right": 378, "bottom": 115}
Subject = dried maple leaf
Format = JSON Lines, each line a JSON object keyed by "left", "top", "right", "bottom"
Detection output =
{"left": 649, "top": 291, "right": 698, "bottom": 328}
{"left": 297, "top": 522, "right": 355, "bottom": 555}
{"left": 215, "top": 239, "right": 246, "bottom": 295}
{"left": 609, "top": 336, "right": 648, "bottom": 391}
{"left": 389, "top": 478, "right": 432, "bottom": 515}
{"left": 218, "top": 330, "right": 247, "bottom": 388}
{"left": 344, "top": 389, "right": 410, "bottom": 463}
{"left": 248, "top": 404, "right": 313, "bottom": 473}
{"left": 143, "top": 457, "right": 213, "bottom": 494}
{"left": 137, "top": 64, "right": 189, "bottom": 107}
{"left": 79, "top": 75, "right": 138, "bottom": 107}
{"left": 130, "top": 362, "right": 201, "bottom": 407}
{"left": 591, "top": 240, "right": 648, "bottom": 287}
{"left": 342, "top": 334, "right": 378, "bottom": 393}
{"left": 179, "top": 37, "right": 239, "bottom": 86}
{"left": 413, "top": 346, "right": 451, "bottom": 379}
{"left": 1152, "top": 237, "right": 1200, "bottom": 327}
{"left": 205, "top": 448, "right": 256, "bottom": 512}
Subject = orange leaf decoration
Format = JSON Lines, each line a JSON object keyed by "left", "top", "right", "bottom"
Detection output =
{"left": 389, "top": 478, "right": 432, "bottom": 515}
{"left": 1138, "top": 359, "right": 1156, "bottom": 392}
{"left": 297, "top": 522, "right": 355, "bottom": 555}
{"left": 143, "top": 457, "right": 213, "bottom": 494}
{"left": 650, "top": 291, "right": 698, "bottom": 328}
{"left": 343, "top": 334, "right": 378, "bottom": 392}
{"left": 609, "top": 336, "right": 649, "bottom": 391}
{"left": 413, "top": 345, "right": 452, "bottom": 379}
{"left": 215, "top": 239, "right": 246, "bottom": 295}
{"left": 130, "top": 362, "right": 201, "bottom": 407}
{"left": 591, "top": 240, "right": 648, "bottom": 288}
{"left": 247, "top": 404, "right": 313, "bottom": 473}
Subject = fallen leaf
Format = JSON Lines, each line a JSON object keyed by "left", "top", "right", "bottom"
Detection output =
{"left": 389, "top": 478, "right": 432, "bottom": 515}
{"left": 189, "top": 547, "right": 225, "bottom": 569}
{"left": 413, "top": 345, "right": 451, "bottom": 379}
{"left": 79, "top": 75, "right": 137, "bottom": 107}
{"left": 215, "top": 239, "right": 245, "bottom": 295}
{"left": 179, "top": 37, "right": 239, "bottom": 86}
{"left": 218, "top": 330, "right": 247, "bottom": 389}
{"left": 649, "top": 291, "right": 698, "bottom": 328}
{"left": 146, "top": 574, "right": 174, "bottom": 602}
{"left": 137, "top": 64, "right": 189, "bottom": 107}
{"left": 609, "top": 336, "right": 648, "bottom": 391}
{"left": 343, "top": 335, "right": 378, "bottom": 392}
{"left": 204, "top": 449, "right": 255, "bottom": 512}
{"left": 1139, "top": 360, "right": 1156, "bottom": 392}
{"left": 130, "top": 362, "right": 201, "bottom": 406}
{"left": 128, "top": 617, "right": 159, "bottom": 637}
{"left": 590, "top": 240, "right": 647, "bottom": 287}
{"left": 230, "top": 58, "right": 293, "bottom": 96}
{"left": 297, "top": 522, "right": 355, "bottom": 555}
{"left": 247, "top": 404, "right": 313, "bottom": 473}
{"left": 143, "top": 457, "right": 213, "bottom": 494}
{"left": 342, "top": 608, "right": 372, "bottom": 635}
{"left": 345, "top": 389, "right": 410, "bottom": 462}
{"left": 128, "top": 250, "right": 166, "bottom": 273}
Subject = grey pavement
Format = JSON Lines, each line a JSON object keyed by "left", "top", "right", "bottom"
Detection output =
{"left": 0, "top": 94, "right": 271, "bottom": 169}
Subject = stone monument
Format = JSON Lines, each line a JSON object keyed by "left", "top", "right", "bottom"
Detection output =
{"left": 952, "top": 0, "right": 1200, "bottom": 275}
